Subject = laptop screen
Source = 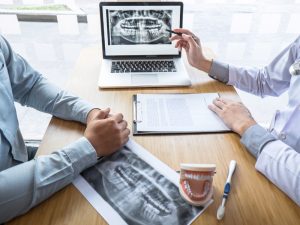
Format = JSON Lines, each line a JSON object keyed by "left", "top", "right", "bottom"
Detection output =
{"left": 100, "top": 2, "right": 183, "bottom": 59}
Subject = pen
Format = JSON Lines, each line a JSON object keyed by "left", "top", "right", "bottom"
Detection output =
{"left": 166, "top": 29, "right": 198, "bottom": 42}
{"left": 165, "top": 29, "right": 182, "bottom": 36}
{"left": 217, "top": 160, "right": 237, "bottom": 220}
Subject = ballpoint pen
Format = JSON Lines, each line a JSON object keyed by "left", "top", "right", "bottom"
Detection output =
{"left": 165, "top": 29, "right": 182, "bottom": 36}
{"left": 166, "top": 29, "right": 198, "bottom": 42}
{"left": 217, "top": 160, "right": 237, "bottom": 220}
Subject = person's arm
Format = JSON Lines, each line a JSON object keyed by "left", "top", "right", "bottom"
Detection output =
{"left": 208, "top": 36, "right": 300, "bottom": 97}
{"left": 241, "top": 125, "right": 300, "bottom": 206}
{"left": 0, "top": 137, "right": 97, "bottom": 223}
{"left": 0, "top": 110, "right": 130, "bottom": 223}
{"left": 171, "top": 30, "right": 300, "bottom": 98}
{"left": 0, "top": 35, "right": 94, "bottom": 124}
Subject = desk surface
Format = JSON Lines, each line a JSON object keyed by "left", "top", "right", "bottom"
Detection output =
{"left": 8, "top": 47, "right": 300, "bottom": 225}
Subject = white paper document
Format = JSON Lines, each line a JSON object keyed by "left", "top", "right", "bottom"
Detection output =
{"left": 133, "top": 93, "right": 230, "bottom": 134}
{"left": 73, "top": 139, "right": 212, "bottom": 225}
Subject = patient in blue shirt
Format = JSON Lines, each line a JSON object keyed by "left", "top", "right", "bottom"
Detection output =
{"left": 0, "top": 35, "right": 130, "bottom": 223}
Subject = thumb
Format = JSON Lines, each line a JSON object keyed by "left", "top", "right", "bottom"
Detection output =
{"left": 182, "top": 33, "right": 197, "bottom": 48}
{"left": 95, "top": 108, "right": 110, "bottom": 120}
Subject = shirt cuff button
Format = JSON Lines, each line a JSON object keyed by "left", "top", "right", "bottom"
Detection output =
{"left": 279, "top": 132, "right": 286, "bottom": 140}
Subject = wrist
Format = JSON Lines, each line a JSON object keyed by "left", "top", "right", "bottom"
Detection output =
{"left": 197, "top": 58, "right": 212, "bottom": 73}
{"left": 236, "top": 120, "right": 257, "bottom": 136}
{"left": 86, "top": 108, "right": 101, "bottom": 124}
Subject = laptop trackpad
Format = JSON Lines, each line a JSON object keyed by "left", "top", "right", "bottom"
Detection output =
{"left": 131, "top": 74, "right": 158, "bottom": 84}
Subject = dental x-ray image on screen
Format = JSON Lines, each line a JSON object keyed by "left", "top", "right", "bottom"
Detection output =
{"left": 81, "top": 146, "right": 203, "bottom": 225}
{"left": 108, "top": 10, "right": 172, "bottom": 45}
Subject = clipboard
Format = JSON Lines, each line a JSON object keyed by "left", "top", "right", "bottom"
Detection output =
{"left": 132, "top": 93, "right": 231, "bottom": 135}
{"left": 132, "top": 94, "right": 141, "bottom": 135}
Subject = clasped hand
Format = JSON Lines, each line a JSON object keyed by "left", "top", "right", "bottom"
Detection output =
{"left": 85, "top": 108, "right": 130, "bottom": 157}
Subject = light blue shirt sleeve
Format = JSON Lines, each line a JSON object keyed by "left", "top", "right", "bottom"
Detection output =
{"left": 0, "top": 36, "right": 99, "bottom": 222}
{"left": 1, "top": 36, "right": 95, "bottom": 124}
{"left": 0, "top": 137, "right": 97, "bottom": 223}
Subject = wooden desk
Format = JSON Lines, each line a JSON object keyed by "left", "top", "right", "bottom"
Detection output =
{"left": 8, "top": 47, "right": 300, "bottom": 225}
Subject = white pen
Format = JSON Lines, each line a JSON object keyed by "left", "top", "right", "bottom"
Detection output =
{"left": 217, "top": 160, "right": 237, "bottom": 220}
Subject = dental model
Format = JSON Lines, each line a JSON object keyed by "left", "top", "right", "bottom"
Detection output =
{"left": 179, "top": 163, "right": 216, "bottom": 206}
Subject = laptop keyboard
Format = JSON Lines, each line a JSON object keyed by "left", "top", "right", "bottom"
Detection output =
{"left": 111, "top": 60, "right": 176, "bottom": 73}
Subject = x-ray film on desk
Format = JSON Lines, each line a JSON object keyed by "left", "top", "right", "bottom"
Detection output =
{"left": 73, "top": 140, "right": 211, "bottom": 225}
{"left": 133, "top": 93, "right": 230, "bottom": 134}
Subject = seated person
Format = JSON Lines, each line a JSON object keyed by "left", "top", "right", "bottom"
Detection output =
{"left": 0, "top": 35, "right": 130, "bottom": 223}
{"left": 170, "top": 28, "right": 300, "bottom": 206}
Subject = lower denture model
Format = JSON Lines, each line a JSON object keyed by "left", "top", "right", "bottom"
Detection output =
{"left": 179, "top": 163, "right": 216, "bottom": 206}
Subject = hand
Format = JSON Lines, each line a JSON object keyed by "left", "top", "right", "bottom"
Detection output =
{"left": 169, "top": 28, "right": 212, "bottom": 73}
{"left": 208, "top": 98, "right": 257, "bottom": 136}
{"left": 86, "top": 108, "right": 109, "bottom": 124}
{"left": 84, "top": 110, "right": 130, "bottom": 157}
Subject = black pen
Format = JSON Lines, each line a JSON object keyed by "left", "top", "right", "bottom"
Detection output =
{"left": 165, "top": 29, "right": 182, "bottom": 36}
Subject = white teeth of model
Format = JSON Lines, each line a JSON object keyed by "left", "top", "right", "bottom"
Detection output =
{"left": 184, "top": 180, "right": 192, "bottom": 195}
{"left": 185, "top": 173, "right": 212, "bottom": 181}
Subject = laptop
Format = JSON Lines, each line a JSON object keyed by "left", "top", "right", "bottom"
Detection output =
{"left": 98, "top": 1, "right": 191, "bottom": 88}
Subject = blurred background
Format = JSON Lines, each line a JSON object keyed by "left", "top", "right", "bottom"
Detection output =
{"left": 0, "top": 0, "right": 299, "bottom": 140}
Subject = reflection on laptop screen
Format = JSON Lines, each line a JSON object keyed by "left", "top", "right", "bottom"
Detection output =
{"left": 100, "top": 2, "right": 182, "bottom": 57}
